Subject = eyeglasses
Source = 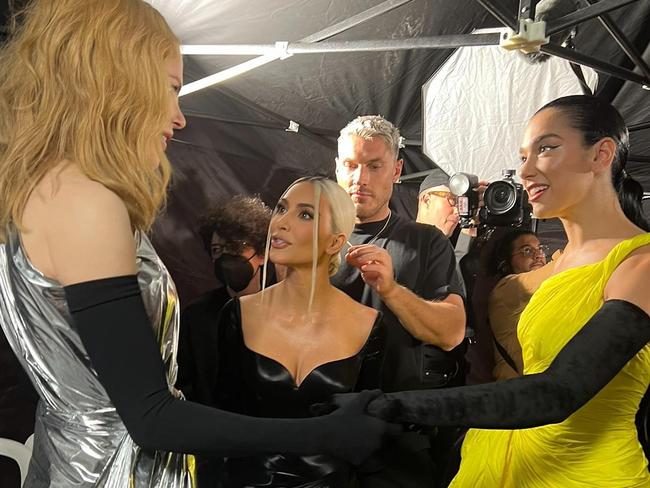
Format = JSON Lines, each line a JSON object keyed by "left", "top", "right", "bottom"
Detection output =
{"left": 428, "top": 190, "right": 457, "bottom": 206}
{"left": 512, "top": 244, "right": 549, "bottom": 259}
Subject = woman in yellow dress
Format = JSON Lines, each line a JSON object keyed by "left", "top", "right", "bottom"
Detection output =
{"left": 350, "top": 94, "right": 650, "bottom": 486}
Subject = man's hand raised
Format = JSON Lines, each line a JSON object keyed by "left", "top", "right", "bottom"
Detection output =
{"left": 345, "top": 244, "right": 398, "bottom": 298}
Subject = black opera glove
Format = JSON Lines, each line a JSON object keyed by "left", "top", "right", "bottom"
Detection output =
{"left": 362, "top": 300, "right": 650, "bottom": 429}
{"left": 64, "top": 275, "right": 398, "bottom": 464}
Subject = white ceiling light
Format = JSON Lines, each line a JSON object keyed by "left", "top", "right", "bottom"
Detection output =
{"left": 180, "top": 54, "right": 284, "bottom": 97}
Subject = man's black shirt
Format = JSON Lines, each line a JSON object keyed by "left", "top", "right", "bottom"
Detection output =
{"left": 176, "top": 287, "right": 232, "bottom": 404}
{"left": 331, "top": 212, "right": 464, "bottom": 392}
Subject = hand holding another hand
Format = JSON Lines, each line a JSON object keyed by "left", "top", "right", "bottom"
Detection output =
{"left": 320, "top": 390, "right": 401, "bottom": 465}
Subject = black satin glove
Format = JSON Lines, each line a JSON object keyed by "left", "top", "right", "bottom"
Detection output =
{"left": 322, "top": 389, "right": 399, "bottom": 465}
{"left": 318, "top": 390, "right": 404, "bottom": 431}
{"left": 360, "top": 300, "right": 650, "bottom": 429}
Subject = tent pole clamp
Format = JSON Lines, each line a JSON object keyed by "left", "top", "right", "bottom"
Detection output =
{"left": 275, "top": 41, "right": 292, "bottom": 60}
{"left": 285, "top": 120, "right": 300, "bottom": 133}
{"left": 499, "top": 19, "right": 549, "bottom": 54}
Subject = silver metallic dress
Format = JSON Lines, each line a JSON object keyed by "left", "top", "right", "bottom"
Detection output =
{"left": 0, "top": 225, "right": 194, "bottom": 487}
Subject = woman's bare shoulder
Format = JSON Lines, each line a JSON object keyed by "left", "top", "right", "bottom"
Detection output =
{"left": 24, "top": 163, "right": 136, "bottom": 285}
{"left": 238, "top": 285, "right": 279, "bottom": 321}
{"left": 605, "top": 239, "right": 650, "bottom": 316}
{"left": 26, "top": 163, "right": 124, "bottom": 221}
{"left": 333, "top": 288, "right": 379, "bottom": 326}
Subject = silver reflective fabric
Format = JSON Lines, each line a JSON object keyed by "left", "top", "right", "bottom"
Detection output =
{"left": 0, "top": 225, "right": 194, "bottom": 487}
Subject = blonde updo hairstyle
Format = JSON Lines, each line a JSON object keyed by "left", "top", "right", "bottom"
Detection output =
{"left": 262, "top": 176, "right": 355, "bottom": 309}
{"left": 0, "top": 0, "right": 180, "bottom": 240}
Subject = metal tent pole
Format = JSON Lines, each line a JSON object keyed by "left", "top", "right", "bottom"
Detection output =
{"left": 546, "top": 0, "right": 639, "bottom": 36}
{"left": 629, "top": 122, "right": 650, "bottom": 132}
{"left": 476, "top": 0, "right": 649, "bottom": 87}
{"left": 540, "top": 43, "right": 649, "bottom": 86}
{"left": 580, "top": 0, "right": 650, "bottom": 83}
{"left": 182, "top": 34, "right": 500, "bottom": 56}
{"left": 180, "top": 0, "right": 414, "bottom": 96}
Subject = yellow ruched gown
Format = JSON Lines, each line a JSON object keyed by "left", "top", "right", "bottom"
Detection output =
{"left": 451, "top": 233, "right": 650, "bottom": 487}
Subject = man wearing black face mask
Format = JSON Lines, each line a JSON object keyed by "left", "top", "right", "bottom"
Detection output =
{"left": 176, "top": 195, "right": 271, "bottom": 407}
{"left": 213, "top": 250, "right": 261, "bottom": 295}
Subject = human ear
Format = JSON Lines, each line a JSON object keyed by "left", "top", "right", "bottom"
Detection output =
{"left": 393, "top": 158, "right": 404, "bottom": 182}
{"left": 326, "top": 233, "right": 347, "bottom": 256}
{"left": 252, "top": 254, "right": 265, "bottom": 268}
{"left": 593, "top": 137, "right": 616, "bottom": 175}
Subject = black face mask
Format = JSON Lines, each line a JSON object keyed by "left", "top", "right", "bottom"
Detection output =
{"left": 213, "top": 254, "right": 257, "bottom": 293}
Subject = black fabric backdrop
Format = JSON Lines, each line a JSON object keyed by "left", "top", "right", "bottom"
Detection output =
{"left": 0, "top": 3, "right": 648, "bottom": 482}
{"left": 1, "top": 0, "right": 649, "bottom": 302}
{"left": 150, "top": 0, "right": 650, "bottom": 305}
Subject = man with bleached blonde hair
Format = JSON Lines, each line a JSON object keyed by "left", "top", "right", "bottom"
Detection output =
{"left": 333, "top": 115, "right": 466, "bottom": 488}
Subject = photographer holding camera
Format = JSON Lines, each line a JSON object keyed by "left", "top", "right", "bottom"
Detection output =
{"left": 416, "top": 169, "right": 461, "bottom": 239}
{"left": 413, "top": 167, "right": 534, "bottom": 385}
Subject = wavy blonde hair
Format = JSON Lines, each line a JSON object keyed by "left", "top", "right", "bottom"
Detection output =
{"left": 0, "top": 0, "right": 179, "bottom": 241}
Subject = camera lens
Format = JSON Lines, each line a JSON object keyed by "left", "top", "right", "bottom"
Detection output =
{"left": 494, "top": 188, "right": 509, "bottom": 204}
{"left": 485, "top": 180, "right": 516, "bottom": 215}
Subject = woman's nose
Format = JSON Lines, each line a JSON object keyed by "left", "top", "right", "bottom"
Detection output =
{"left": 518, "top": 155, "right": 537, "bottom": 181}
{"left": 172, "top": 98, "right": 186, "bottom": 130}
{"left": 273, "top": 213, "right": 290, "bottom": 231}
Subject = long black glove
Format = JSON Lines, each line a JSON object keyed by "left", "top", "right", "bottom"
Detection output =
{"left": 65, "top": 275, "right": 389, "bottom": 464}
{"left": 359, "top": 299, "right": 650, "bottom": 429}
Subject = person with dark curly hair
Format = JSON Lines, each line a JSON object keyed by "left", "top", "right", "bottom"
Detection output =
{"left": 485, "top": 229, "right": 554, "bottom": 380}
{"left": 197, "top": 195, "right": 272, "bottom": 290}
{"left": 177, "top": 195, "right": 272, "bottom": 405}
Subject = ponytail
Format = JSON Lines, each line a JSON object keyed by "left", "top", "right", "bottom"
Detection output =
{"left": 615, "top": 170, "right": 649, "bottom": 231}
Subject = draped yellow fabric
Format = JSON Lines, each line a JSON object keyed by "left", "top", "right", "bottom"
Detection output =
{"left": 451, "top": 233, "right": 650, "bottom": 487}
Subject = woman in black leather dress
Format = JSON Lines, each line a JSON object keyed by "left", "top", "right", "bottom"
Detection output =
{"left": 215, "top": 177, "right": 385, "bottom": 487}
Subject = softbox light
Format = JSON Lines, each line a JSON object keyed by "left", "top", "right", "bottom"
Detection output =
{"left": 422, "top": 31, "right": 598, "bottom": 182}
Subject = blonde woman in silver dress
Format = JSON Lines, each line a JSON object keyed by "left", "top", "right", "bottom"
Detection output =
{"left": 0, "top": 1, "right": 390, "bottom": 486}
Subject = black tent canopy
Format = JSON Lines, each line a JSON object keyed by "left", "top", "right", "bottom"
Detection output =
{"left": 1, "top": 0, "right": 649, "bottom": 303}
{"left": 149, "top": 0, "right": 650, "bottom": 302}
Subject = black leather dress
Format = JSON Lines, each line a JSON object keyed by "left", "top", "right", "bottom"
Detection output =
{"left": 215, "top": 298, "right": 385, "bottom": 488}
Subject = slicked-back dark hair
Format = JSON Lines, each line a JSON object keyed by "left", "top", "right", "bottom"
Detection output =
{"left": 537, "top": 95, "right": 649, "bottom": 231}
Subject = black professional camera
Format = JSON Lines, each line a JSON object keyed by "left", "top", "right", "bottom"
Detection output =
{"left": 449, "top": 169, "right": 533, "bottom": 229}
{"left": 480, "top": 169, "right": 532, "bottom": 227}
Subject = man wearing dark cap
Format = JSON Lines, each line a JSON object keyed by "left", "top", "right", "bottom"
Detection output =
{"left": 416, "top": 169, "right": 460, "bottom": 238}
